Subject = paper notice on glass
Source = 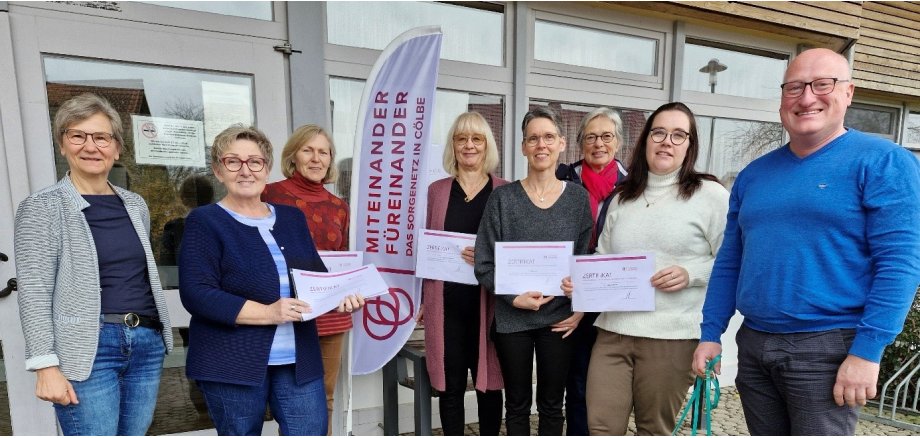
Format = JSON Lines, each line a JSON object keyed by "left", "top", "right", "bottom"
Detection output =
{"left": 494, "top": 241, "right": 573, "bottom": 296}
{"left": 570, "top": 253, "right": 656, "bottom": 312}
{"left": 415, "top": 229, "right": 477, "bottom": 285}
{"left": 318, "top": 251, "right": 364, "bottom": 273}
{"left": 202, "top": 81, "right": 254, "bottom": 147}
{"left": 291, "top": 264, "right": 389, "bottom": 321}
{"left": 131, "top": 115, "right": 206, "bottom": 167}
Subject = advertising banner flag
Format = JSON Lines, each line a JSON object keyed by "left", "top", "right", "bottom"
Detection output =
{"left": 349, "top": 26, "right": 442, "bottom": 375}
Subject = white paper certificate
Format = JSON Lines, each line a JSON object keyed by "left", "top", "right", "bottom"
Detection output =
{"left": 415, "top": 229, "right": 477, "bottom": 285}
{"left": 494, "top": 241, "right": 573, "bottom": 296}
{"left": 318, "top": 251, "right": 364, "bottom": 273}
{"left": 570, "top": 253, "right": 656, "bottom": 312}
{"left": 291, "top": 264, "right": 389, "bottom": 321}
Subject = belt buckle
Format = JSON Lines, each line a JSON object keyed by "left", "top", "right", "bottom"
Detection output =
{"left": 123, "top": 313, "right": 140, "bottom": 328}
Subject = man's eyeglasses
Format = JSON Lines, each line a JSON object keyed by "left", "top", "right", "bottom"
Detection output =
{"left": 64, "top": 129, "right": 114, "bottom": 148}
{"left": 780, "top": 78, "right": 850, "bottom": 98}
{"left": 649, "top": 129, "right": 689, "bottom": 145}
{"left": 220, "top": 156, "right": 267, "bottom": 172}
{"left": 525, "top": 133, "right": 560, "bottom": 147}
{"left": 582, "top": 133, "right": 616, "bottom": 145}
{"left": 453, "top": 134, "right": 486, "bottom": 147}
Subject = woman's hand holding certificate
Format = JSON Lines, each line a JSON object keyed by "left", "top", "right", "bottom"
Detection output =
{"left": 290, "top": 264, "right": 389, "bottom": 321}
{"left": 568, "top": 253, "right": 656, "bottom": 312}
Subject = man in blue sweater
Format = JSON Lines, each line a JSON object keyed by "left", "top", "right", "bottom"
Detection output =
{"left": 692, "top": 48, "right": 920, "bottom": 435}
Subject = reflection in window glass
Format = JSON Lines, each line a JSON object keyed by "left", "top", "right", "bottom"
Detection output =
{"left": 534, "top": 20, "right": 657, "bottom": 76}
{"left": 697, "top": 117, "right": 784, "bottom": 188}
{"left": 905, "top": 112, "right": 920, "bottom": 149}
{"left": 683, "top": 42, "right": 786, "bottom": 99}
{"left": 140, "top": 1, "right": 272, "bottom": 20}
{"left": 529, "top": 100, "right": 648, "bottom": 168}
{"left": 44, "top": 56, "right": 255, "bottom": 278}
{"left": 845, "top": 104, "right": 897, "bottom": 139}
{"left": 326, "top": 2, "right": 504, "bottom": 66}
{"left": 329, "top": 77, "right": 505, "bottom": 205}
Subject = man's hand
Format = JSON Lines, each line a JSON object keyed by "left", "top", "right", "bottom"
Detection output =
{"left": 692, "top": 342, "right": 722, "bottom": 377}
{"left": 833, "top": 355, "right": 879, "bottom": 407}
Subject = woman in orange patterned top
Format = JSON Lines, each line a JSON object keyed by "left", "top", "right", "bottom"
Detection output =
{"left": 262, "top": 124, "right": 362, "bottom": 434}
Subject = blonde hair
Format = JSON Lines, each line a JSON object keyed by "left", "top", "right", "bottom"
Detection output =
{"left": 443, "top": 112, "right": 499, "bottom": 177}
{"left": 280, "top": 124, "right": 338, "bottom": 183}
{"left": 210, "top": 124, "right": 273, "bottom": 172}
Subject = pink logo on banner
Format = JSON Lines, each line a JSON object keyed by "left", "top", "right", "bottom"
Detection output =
{"left": 349, "top": 26, "right": 442, "bottom": 375}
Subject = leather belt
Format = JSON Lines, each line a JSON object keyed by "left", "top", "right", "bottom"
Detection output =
{"left": 102, "top": 313, "right": 161, "bottom": 329}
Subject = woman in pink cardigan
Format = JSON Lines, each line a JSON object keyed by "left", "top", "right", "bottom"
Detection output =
{"left": 422, "top": 112, "right": 507, "bottom": 435}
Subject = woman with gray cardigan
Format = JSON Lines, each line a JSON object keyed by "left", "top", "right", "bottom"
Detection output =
{"left": 14, "top": 93, "right": 173, "bottom": 435}
{"left": 474, "top": 106, "right": 593, "bottom": 436}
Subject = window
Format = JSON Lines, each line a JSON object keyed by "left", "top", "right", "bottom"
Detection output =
{"left": 845, "top": 103, "right": 899, "bottom": 140}
{"left": 329, "top": 77, "right": 505, "bottom": 205}
{"left": 44, "top": 56, "right": 255, "bottom": 277}
{"left": 534, "top": 20, "right": 657, "bottom": 76}
{"left": 682, "top": 40, "right": 787, "bottom": 100}
{"left": 140, "top": 1, "right": 273, "bottom": 20}
{"left": 697, "top": 117, "right": 784, "bottom": 188}
{"left": 326, "top": 2, "right": 504, "bottom": 66}
{"left": 905, "top": 112, "right": 920, "bottom": 150}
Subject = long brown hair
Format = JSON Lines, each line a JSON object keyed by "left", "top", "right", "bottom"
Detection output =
{"left": 614, "top": 102, "right": 719, "bottom": 204}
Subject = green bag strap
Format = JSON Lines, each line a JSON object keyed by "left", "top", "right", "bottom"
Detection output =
{"left": 672, "top": 354, "right": 721, "bottom": 436}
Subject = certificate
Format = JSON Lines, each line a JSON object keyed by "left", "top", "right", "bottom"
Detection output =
{"left": 318, "top": 251, "right": 364, "bottom": 273}
{"left": 569, "top": 253, "right": 656, "bottom": 312}
{"left": 291, "top": 264, "right": 389, "bottom": 321}
{"left": 415, "top": 229, "right": 477, "bottom": 285}
{"left": 494, "top": 241, "right": 573, "bottom": 296}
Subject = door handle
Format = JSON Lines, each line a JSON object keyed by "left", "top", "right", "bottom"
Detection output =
{"left": 0, "top": 278, "right": 16, "bottom": 298}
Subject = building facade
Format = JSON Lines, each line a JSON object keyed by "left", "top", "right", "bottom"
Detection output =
{"left": 0, "top": 1, "right": 918, "bottom": 435}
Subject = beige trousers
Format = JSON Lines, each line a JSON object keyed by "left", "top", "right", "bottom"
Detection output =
{"left": 319, "top": 332, "right": 346, "bottom": 435}
{"left": 586, "top": 330, "right": 697, "bottom": 436}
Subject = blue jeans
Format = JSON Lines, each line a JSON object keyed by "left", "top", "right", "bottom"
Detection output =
{"left": 196, "top": 364, "right": 326, "bottom": 436}
{"left": 55, "top": 323, "right": 166, "bottom": 436}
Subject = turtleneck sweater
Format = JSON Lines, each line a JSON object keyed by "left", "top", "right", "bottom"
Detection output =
{"left": 593, "top": 170, "right": 729, "bottom": 340}
{"left": 262, "top": 172, "right": 352, "bottom": 336}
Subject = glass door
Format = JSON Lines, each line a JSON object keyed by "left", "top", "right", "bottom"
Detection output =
{"left": 4, "top": 2, "right": 289, "bottom": 434}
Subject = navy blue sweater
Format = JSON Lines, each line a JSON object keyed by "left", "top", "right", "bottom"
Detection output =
{"left": 179, "top": 203, "right": 327, "bottom": 386}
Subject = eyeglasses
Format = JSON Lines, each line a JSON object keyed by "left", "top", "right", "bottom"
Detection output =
{"left": 780, "top": 78, "right": 850, "bottom": 98}
{"left": 582, "top": 133, "right": 616, "bottom": 145}
{"left": 453, "top": 134, "right": 485, "bottom": 146}
{"left": 524, "top": 133, "right": 559, "bottom": 147}
{"left": 649, "top": 129, "right": 689, "bottom": 145}
{"left": 63, "top": 129, "right": 114, "bottom": 148}
{"left": 220, "top": 156, "right": 267, "bottom": 172}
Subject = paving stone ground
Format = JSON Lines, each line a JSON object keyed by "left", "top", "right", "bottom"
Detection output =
{"left": 405, "top": 386, "right": 920, "bottom": 436}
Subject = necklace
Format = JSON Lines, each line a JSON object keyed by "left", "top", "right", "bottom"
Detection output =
{"left": 457, "top": 175, "right": 488, "bottom": 202}
{"left": 642, "top": 190, "right": 670, "bottom": 208}
{"left": 526, "top": 179, "right": 558, "bottom": 203}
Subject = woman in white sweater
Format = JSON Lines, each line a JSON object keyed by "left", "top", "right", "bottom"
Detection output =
{"left": 564, "top": 102, "right": 729, "bottom": 435}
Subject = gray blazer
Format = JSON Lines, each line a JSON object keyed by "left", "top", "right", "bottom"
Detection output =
{"left": 14, "top": 174, "right": 173, "bottom": 381}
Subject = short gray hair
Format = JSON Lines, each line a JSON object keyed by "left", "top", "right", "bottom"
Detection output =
{"left": 443, "top": 112, "right": 500, "bottom": 177}
{"left": 210, "top": 124, "right": 274, "bottom": 172}
{"left": 576, "top": 107, "right": 623, "bottom": 147}
{"left": 53, "top": 93, "right": 124, "bottom": 152}
{"left": 521, "top": 106, "right": 563, "bottom": 137}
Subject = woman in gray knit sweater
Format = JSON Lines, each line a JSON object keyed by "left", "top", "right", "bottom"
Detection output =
{"left": 474, "top": 107, "right": 593, "bottom": 436}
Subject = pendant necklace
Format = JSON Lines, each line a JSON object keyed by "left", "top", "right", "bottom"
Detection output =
{"left": 528, "top": 179, "right": 557, "bottom": 203}
{"left": 642, "top": 190, "right": 670, "bottom": 208}
{"left": 458, "top": 175, "right": 487, "bottom": 202}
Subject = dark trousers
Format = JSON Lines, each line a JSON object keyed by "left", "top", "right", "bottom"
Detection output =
{"left": 440, "top": 289, "right": 503, "bottom": 436}
{"left": 494, "top": 326, "right": 572, "bottom": 436}
{"left": 565, "top": 312, "right": 597, "bottom": 436}
{"left": 735, "top": 325, "right": 859, "bottom": 436}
